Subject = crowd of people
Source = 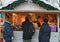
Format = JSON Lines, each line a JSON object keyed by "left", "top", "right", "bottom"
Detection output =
{"left": 3, "top": 14, "right": 57, "bottom": 42}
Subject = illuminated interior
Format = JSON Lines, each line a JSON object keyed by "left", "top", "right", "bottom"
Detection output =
{"left": 4, "top": 12, "right": 57, "bottom": 32}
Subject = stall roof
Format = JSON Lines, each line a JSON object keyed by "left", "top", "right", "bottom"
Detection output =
{"left": 0, "top": 10, "right": 60, "bottom": 14}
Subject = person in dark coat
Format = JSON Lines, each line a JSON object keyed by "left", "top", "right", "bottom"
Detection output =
{"left": 39, "top": 18, "right": 51, "bottom": 42}
{"left": 22, "top": 16, "right": 35, "bottom": 42}
{"left": 3, "top": 17, "right": 13, "bottom": 42}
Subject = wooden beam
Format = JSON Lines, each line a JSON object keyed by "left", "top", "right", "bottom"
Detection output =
{"left": 0, "top": 10, "right": 59, "bottom": 14}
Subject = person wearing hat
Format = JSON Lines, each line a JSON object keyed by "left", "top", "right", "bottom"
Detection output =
{"left": 38, "top": 18, "right": 51, "bottom": 42}
{"left": 3, "top": 16, "right": 13, "bottom": 42}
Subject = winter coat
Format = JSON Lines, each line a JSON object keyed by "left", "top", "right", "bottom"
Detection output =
{"left": 22, "top": 21, "right": 34, "bottom": 40}
{"left": 39, "top": 23, "right": 51, "bottom": 42}
{"left": 3, "top": 22, "right": 13, "bottom": 41}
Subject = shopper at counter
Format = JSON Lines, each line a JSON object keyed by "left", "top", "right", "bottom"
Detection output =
{"left": 37, "top": 16, "right": 41, "bottom": 28}
{"left": 39, "top": 18, "right": 51, "bottom": 42}
{"left": 22, "top": 16, "right": 35, "bottom": 42}
{"left": 3, "top": 16, "right": 13, "bottom": 42}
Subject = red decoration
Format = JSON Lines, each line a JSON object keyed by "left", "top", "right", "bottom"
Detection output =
{"left": 0, "top": 38, "right": 3, "bottom": 42}
{"left": 0, "top": 18, "right": 3, "bottom": 22}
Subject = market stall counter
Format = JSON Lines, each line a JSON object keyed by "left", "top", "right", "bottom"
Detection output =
{"left": 12, "top": 30, "right": 58, "bottom": 42}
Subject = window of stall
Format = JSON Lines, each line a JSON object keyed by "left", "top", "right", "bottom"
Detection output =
{"left": 3, "top": 12, "right": 58, "bottom": 32}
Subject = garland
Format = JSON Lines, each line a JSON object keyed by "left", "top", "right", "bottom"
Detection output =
{"left": 0, "top": 0, "right": 25, "bottom": 10}
{"left": 32, "top": 0, "right": 58, "bottom": 10}
{"left": 0, "top": 0, "right": 58, "bottom": 10}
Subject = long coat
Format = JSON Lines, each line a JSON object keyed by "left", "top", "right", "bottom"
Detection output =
{"left": 39, "top": 23, "right": 51, "bottom": 42}
{"left": 3, "top": 22, "right": 13, "bottom": 41}
{"left": 22, "top": 21, "right": 33, "bottom": 40}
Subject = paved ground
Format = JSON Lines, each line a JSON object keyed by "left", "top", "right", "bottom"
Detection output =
{"left": 12, "top": 31, "right": 58, "bottom": 42}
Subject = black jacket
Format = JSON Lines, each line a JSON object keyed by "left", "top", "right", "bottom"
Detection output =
{"left": 39, "top": 23, "right": 51, "bottom": 42}
{"left": 22, "top": 21, "right": 34, "bottom": 40}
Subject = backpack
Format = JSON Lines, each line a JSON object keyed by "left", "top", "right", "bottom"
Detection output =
{"left": 28, "top": 23, "right": 35, "bottom": 36}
